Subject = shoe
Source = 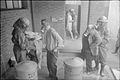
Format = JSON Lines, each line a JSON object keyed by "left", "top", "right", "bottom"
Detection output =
{"left": 100, "top": 74, "right": 104, "bottom": 77}
{"left": 112, "top": 52, "right": 116, "bottom": 54}
{"left": 49, "top": 74, "right": 52, "bottom": 78}
{"left": 86, "top": 71, "right": 93, "bottom": 75}
{"left": 100, "top": 73, "right": 105, "bottom": 77}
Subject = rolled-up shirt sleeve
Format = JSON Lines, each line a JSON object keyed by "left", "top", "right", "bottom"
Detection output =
{"left": 52, "top": 30, "right": 64, "bottom": 48}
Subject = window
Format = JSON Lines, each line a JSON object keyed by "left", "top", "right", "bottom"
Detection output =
{"left": 65, "top": 1, "right": 81, "bottom": 5}
{"left": 0, "top": 0, "right": 28, "bottom": 10}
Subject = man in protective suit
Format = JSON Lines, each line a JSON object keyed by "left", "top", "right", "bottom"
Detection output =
{"left": 95, "top": 16, "right": 109, "bottom": 77}
{"left": 81, "top": 24, "right": 102, "bottom": 74}
{"left": 11, "top": 17, "right": 30, "bottom": 63}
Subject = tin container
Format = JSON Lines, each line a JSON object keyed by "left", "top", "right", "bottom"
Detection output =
{"left": 15, "top": 61, "right": 38, "bottom": 80}
{"left": 64, "top": 57, "right": 84, "bottom": 80}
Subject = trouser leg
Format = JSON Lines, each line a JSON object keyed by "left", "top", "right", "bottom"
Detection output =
{"left": 69, "top": 31, "right": 74, "bottom": 39}
{"left": 20, "top": 50, "right": 27, "bottom": 62}
{"left": 14, "top": 51, "right": 21, "bottom": 63}
{"left": 115, "top": 47, "right": 119, "bottom": 53}
{"left": 80, "top": 50, "right": 85, "bottom": 60}
{"left": 100, "top": 62, "right": 105, "bottom": 76}
{"left": 94, "top": 56, "right": 99, "bottom": 70}
{"left": 86, "top": 55, "right": 92, "bottom": 72}
{"left": 29, "top": 50, "right": 38, "bottom": 63}
{"left": 67, "top": 29, "right": 73, "bottom": 39}
{"left": 47, "top": 51, "right": 58, "bottom": 80}
{"left": 13, "top": 45, "right": 27, "bottom": 63}
{"left": 13, "top": 46, "right": 21, "bottom": 63}
{"left": 47, "top": 53, "right": 52, "bottom": 77}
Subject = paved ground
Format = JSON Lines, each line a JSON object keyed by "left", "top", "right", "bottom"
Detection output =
{"left": 60, "top": 38, "right": 82, "bottom": 52}
{"left": 38, "top": 49, "right": 119, "bottom": 80}
{"left": 3, "top": 38, "right": 120, "bottom": 80}
{"left": 5, "top": 51, "right": 118, "bottom": 80}
{"left": 37, "top": 52, "right": 116, "bottom": 80}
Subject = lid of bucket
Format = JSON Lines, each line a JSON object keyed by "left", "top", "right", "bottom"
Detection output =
{"left": 15, "top": 61, "right": 37, "bottom": 72}
{"left": 64, "top": 57, "right": 83, "bottom": 67}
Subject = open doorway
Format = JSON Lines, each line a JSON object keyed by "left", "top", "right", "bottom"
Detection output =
{"left": 65, "top": 4, "right": 80, "bottom": 40}
{"left": 63, "top": 1, "right": 82, "bottom": 52}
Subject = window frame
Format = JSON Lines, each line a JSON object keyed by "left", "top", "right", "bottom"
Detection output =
{"left": 0, "top": 0, "right": 29, "bottom": 11}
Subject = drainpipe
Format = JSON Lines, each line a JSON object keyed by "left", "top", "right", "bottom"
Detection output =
{"left": 87, "top": 0, "right": 91, "bottom": 27}
{"left": 30, "top": 0, "right": 35, "bottom": 32}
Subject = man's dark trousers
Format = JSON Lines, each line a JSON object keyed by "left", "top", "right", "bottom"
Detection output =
{"left": 47, "top": 50, "right": 58, "bottom": 80}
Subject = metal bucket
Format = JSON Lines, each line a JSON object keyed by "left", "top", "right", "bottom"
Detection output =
{"left": 15, "top": 61, "right": 38, "bottom": 80}
{"left": 64, "top": 57, "right": 84, "bottom": 80}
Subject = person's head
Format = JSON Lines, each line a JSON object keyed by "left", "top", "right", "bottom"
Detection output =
{"left": 41, "top": 19, "right": 50, "bottom": 30}
{"left": 84, "top": 24, "right": 95, "bottom": 36}
{"left": 69, "top": 9, "right": 75, "bottom": 13}
{"left": 68, "top": 9, "right": 73, "bottom": 15}
{"left": 41, "top": 19, "right": 46, "bottom": 26}
{"left": 96, "top": 16, "right": 108, "bottom": 28}
{"left": 66, "top": 10, "right": 71, "bottom": 15}
{"left": 13, "top": 17, "right": 30, "bottom": 31}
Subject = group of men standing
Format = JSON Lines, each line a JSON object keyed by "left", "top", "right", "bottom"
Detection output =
{"left": 12, "top": 15, "right": 116, "bottom": 79}
{"left": 81, "top": 16, "right": 109, "bottom": 77}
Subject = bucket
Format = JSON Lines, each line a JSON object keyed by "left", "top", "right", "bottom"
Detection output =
{"left": 64, "top": 57, "right": 84, "bottom": 80}
{"left": 15, "top": 61, "right": 38, "bottom": 80}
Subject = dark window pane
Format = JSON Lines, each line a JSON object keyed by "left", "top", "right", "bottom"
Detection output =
{"left": 1, "top": 0, "right": 6, "bottom": 9}
{"left": 1, "top": 0, "right": 27, "bottom": 10}
{"left": 6, "top": 0, "right": 13, "bottom": 9}
{"left": 13, "top": 0, "right": 19, "bottom": 8}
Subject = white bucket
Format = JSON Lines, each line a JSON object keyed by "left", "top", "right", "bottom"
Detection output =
{"left": 64, "top": 57, "right": 84, "bottom": 80}
{"left": 15, "top": 61, "right": 38, "bottom": 80}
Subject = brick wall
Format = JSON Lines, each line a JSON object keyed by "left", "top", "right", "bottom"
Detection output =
{"left": 0, "top": 2, "right": 32, "bottom": 75}
{"left": 89, "top": 1, "right": 110, "bottom": 24}
{"left": 31, "top": 1, "right": 65, "bottom": 39}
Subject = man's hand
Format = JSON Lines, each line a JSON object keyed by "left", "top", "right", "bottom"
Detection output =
{"left": 90, "top": 44, "right": 96, "bottom": 49}
{"left": 53, "top": 49, "right": 58, "bottom": 52}
{"left": 52, "top": 46, "right": 58, "bottom": 52}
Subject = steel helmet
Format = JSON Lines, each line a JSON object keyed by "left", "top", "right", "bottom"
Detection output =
{"left": 20, "top": 17, "right": 30, "bottom": 27}
{"left": 97, "top": 16, "right": 108, "bottom": 23}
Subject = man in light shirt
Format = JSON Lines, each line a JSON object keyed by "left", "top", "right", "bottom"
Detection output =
{"left": 41, "top": 19, "right": 64, "bottom": 80}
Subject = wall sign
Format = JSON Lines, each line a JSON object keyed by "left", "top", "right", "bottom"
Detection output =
{"left": 51, "top": 17, "right": 64, "bottom": 23}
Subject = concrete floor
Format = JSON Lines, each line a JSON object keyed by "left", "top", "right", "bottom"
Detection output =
{"left": 5, "top": 52, "right": 119, "bottom": 80}
{"left": 3, "top": 38, "right": 120, "bottom": 80}
{"left": 38, "top": 52, "right": 115, "bottom": 80}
